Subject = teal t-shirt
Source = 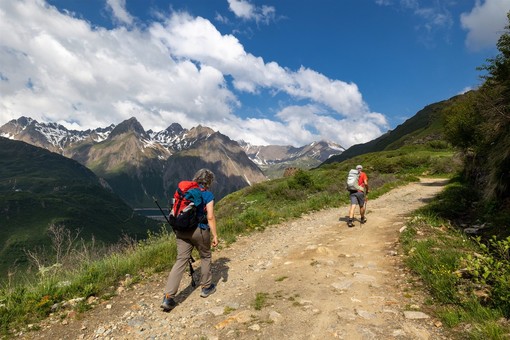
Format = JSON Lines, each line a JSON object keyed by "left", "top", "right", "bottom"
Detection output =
{"left": 197, "top": 188, "right": 214, "bottom": 230}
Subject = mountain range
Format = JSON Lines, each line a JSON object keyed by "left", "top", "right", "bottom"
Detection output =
{"left": 239, "top": 140, "right": 344, "bottom": 178}
{"left": 0, "top": 116, "right": 344, "bottom": 206}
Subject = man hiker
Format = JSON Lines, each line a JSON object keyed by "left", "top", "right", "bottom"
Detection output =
{"left": 161, "top": 168, "right": 219, "bottom": 312}
{"left": 347, "top": 164, "right": 369, "bottom": 227}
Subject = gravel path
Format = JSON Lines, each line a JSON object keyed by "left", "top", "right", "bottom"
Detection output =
{"left": 22, "top": 178, "right": 451, "bottom": 340}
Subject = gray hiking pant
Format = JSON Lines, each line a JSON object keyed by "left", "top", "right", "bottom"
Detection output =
{"left": 164, "top": 227, "right": 212, "bottom": 296}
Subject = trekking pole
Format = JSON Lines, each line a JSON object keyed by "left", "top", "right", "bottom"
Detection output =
{"left": 153, "top": 197, "right": 196, "bottom": 288}
{"left": 189, "top": 257, "right": 196, "bottom": 287}
{"left": 361, "top": 196, "right": 368, "bottom": 228}
{"left": 359, "top": 205, "right": 362, "bottom": 228}
{"left": 153, "top": 197, "right": 172, "bottom": 225}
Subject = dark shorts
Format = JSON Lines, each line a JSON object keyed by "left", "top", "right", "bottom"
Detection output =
{"left": 349, "top": 190, "right": 365, "bottom": 207}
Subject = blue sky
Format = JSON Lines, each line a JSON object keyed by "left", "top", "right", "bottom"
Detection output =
{"left": 0, "top": 0, "right": 509, "bottom": 148}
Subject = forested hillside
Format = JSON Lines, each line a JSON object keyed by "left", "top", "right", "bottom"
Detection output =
{"left": 323, "top": 96, "right": 451, "bottom": 165}
{"left": 440, "top": 12, "right": 510, "bottom": 232}
{"left": 0, "top": 138, "right": 159, "bottom": 275}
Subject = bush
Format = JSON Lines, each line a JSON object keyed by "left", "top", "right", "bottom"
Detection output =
{"left": 463, "top": 236, "right": 510, "bottom": 316}
{"left": 288, "top": 169, "right": 313, "bottom": 189}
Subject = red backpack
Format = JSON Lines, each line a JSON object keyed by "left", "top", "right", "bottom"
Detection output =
{"left": 168, "top": 181, "right": 204, "bottom": 231}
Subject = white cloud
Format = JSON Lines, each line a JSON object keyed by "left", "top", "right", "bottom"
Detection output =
{"left": 106, "top": 0, "right": 134, "bottom": 26}
{"left": 227, "top": 0, "right": 253, "bottom": 19}
{"left": 153, "top": 13, "right": 369, "bottom": 116}
{"left": 461, "top": 0, "right": 510, "bottom": 51}
{"left": 227, "top": 0, "right": 275, "bottom": 24}
{"left": 0, "top": 0, "right": 387, "bottom": 148}
{"left": 208, "top": 105, "right": 386, "bottom": 148}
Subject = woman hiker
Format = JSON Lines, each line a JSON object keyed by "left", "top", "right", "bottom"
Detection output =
{"left": 161, "top": 168, "right": 219, "bottom": 311}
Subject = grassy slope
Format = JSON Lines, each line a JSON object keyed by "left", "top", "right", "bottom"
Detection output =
{"left": 323, "top": 94, "right": 458, "bottom": 165}
{"left": 0, "top": 138, "right": 159, "bottom": 274}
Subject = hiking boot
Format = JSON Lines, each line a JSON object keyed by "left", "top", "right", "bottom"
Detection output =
{"left": 347, "top": 219, "right": 354, "bottom": 227}
{"left": 361, "top": 217, "right": 367, "bottom": 224}
{"left": 200, "top": 283, "right": 216, "bottom": 298}
{"left": 160, "top": 294, "right": 176, "bottom": 312}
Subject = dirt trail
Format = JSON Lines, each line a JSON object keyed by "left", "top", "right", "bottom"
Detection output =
{"left": 22, "top": 178, "right": 451, "bottom": 340}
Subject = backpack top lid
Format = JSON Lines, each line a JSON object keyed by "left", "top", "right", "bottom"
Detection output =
{"left": 176, "top": 180, "right": 199, "bottom": 193}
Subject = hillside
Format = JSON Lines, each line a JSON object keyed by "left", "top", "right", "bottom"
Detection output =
{"left": 0, "top": 137, "right": 159, "bottom": 275}
{"left": 322, "top": 94, "right": 458, "bottom": 165}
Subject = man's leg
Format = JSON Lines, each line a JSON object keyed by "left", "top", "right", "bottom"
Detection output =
{"left": 347, "top": 204, "right": 356, "bottom": 227}
{"left": 358, "top": 193, "right": 367, "bottom": 223}
{"left": 349, "top": 204, "right": 356, "bottom": 219}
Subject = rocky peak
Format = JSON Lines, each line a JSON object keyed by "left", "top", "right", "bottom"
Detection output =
{"left": 108, "top": 117, "right": 148, "bottom": 139}
{"left": 0, "top": 116, "right": 35, "bottom": 137}
{"left": 166, "top": 123, "right": 185, "bottom": 135}
{"left": 15, "top": 116, "right": 35, "bottom": 127}
{"left": 186, "top": 125, "right": 215, "bottom": 140}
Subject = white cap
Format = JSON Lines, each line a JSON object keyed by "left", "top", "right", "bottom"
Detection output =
{"left": 356, "top": 165, "right": 363, "bottom": 170}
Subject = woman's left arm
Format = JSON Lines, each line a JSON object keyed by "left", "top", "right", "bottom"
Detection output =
{"left": 206, "top": 200, "right": 218, "bottom": 247}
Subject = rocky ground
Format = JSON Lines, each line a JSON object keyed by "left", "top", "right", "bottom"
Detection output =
{"left": 20, "top": 178, "right": 452, "bottom": 340}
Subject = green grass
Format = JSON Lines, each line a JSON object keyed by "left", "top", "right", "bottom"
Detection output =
{"left": 400, "top": 179, "right": 510, "bottom": 339}
{"left": 252, "top": 292, "right": 269, "bottom": 310}
{"left": 0, "top": 226, "right": 175, "bottom": 336}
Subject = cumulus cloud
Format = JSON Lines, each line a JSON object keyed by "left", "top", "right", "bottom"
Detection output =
{"left": 461, "top": 0, "right": 510, "bottom": 51}
{"left": 0, "top": 0, "right": 386, "bottom": 148}
{"left": 227, "top": 0, "right": 275, "bottom": 24}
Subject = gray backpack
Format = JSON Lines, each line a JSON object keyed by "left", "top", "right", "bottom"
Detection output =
{"left": 346, "top": 169, "right": 362, "bottom": 191}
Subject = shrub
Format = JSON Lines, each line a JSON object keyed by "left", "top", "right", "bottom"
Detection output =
{"left": 462, "top": 236, "right": 510, "bottom": 316}
{"left": 288, "top": 169, "right": 313, "bottom": 189}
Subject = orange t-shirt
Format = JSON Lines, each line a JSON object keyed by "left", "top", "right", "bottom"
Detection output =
{"left": 358, "top": 172, "right": 367, "bottom": 189}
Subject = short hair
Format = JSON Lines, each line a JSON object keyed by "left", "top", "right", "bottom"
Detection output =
{"left": 193, "top": 168, "right": 215, "bottom": 188}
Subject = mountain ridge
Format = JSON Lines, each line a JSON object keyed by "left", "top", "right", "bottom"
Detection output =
{"left": 0, "top": 117, "right": 344, "bottom": 196}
